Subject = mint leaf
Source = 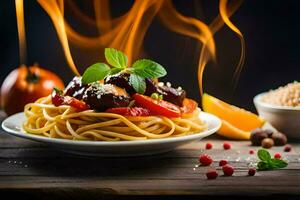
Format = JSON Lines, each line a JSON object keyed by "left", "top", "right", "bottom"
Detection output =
{"left": 257, "top": 149, "right": 288, "bottom": 171}
{"left": 270, "top": 158, "right": 288, "bottom": 169}
{"left": 131, "top": 59, "right": 167, "bottom": 78}
{"left": 129, "top": 74, "right": 146, "bottom": 94}
{"left": 257, "top": 161, "right": 269, "bottom": 171}
{"left": 258, "top": 149, "right": 271, "bottom": 161}
{"left": 82, "top": 63, "right": 111, "bottom": 84}
{"left": 104, "top": 48, "right": 127, "bottom": 69}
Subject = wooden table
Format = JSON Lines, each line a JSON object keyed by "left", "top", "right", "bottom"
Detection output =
{"left": 0, "top": 112, "right": 299, "bottom": 199}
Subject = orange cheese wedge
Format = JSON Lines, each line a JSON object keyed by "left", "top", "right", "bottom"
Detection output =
{"left": 202, "top": 93, "right": 265, "bottom": 140}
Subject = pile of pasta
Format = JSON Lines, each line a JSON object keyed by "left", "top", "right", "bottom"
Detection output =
{"left": 23, "top": 96, "right": 207, "bottom": 141}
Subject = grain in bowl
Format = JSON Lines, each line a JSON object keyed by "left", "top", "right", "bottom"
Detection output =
{"left": 261, "top": 82, "right": 300, "bottom": 107}
{"left": 254, "top": 81, "right": 300, "bottom": 139}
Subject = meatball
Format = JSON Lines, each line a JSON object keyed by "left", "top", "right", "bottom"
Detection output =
{"left": 158, "top": 85, "right": 186, "bottom": 106}
{"left": 144, "top": 78, "right": 159, "bottom": 95}
{"left": 105, "top": 73, "right": 158, "bottom": 95}
{"left": 144, "top": 82, "right": 186, "bottom": 106}
{"left": 82, "top": 82, "right": 130, "bottom": 111}
{"left": 105, "top": 73, "right": 186, "bottom": 106}
{"left": 64, "top": 76, "right": 87, "bottom": 100}
{"left": 105, "top": 73, "right": 135, "bottom": 95}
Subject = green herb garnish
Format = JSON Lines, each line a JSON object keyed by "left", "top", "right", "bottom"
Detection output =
{"left": 130, "top": 59, "right": 167, "bottom": 79}
{"left": 104, "top": 48, "right": 128, "bottom": 69}
{"left": 53, "top": 87, "right": 63, "bottom": 94}
{"left": 151, "top": 93, "right": 159, "bottom": 99}
{"left": 151, "top": 93, "right": 163, "bottom": 100}
{"left": 81, "top": 48, "right": 167, "bottom": 94}
{"left": 82, "top": 63, "right": 111, "bottom": 84}
{"left": 257, "top": 149, "right": 288, "bottom": 171}
{"left": 129, "top": 73, "right": 146, "bottom": 94}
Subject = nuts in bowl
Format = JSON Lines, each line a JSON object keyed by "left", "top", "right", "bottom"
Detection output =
{"left": 254, "top": 82, "right": 300, "bottom": 139}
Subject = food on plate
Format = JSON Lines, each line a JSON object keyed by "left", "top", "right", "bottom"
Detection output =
{"left": 1, "top": 64, "right": 64, "bottom": 115}
{"left": 202, "top": 93, "right": 265, "bottom": 140}
{"left": 261, "top": 81, "right": 300, "bottom": 107}
{"left": 23, "top": 48, "right": 207, "bottom": 141}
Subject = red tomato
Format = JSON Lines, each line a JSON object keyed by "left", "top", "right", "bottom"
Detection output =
{"left": 1, "top": 65, "right": 64, "bottom": 115}
{"left": 180, "top": 98, "right": 198, "bottom": 114}
{"left": 51, "top": 89, "right": 89, "bottom": 111}
{"left": 66, "top": 97, "right": 89, "bottom": 111}
{"left": 106, "top": 107, "right": 150, "bottom": 116}
{"left": 133, "top": 94, "right": 181, "bottom": 118}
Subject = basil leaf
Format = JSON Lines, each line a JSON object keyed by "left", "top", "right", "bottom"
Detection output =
{"left": 82, "top": 63, "right": 111, "bottom": 84}
{"left": 110, "top": 68, "right": 123, "bottom": 75}
{"left": 53, "top": 87, "right": 63, "bottom": 94}
{"left": 131, "top": 59, "right": 167, "bottom": 78}
{"left": 257, "top": 161, "right": 270, "bottom": 171}
{"left": 104, "top": 48, "right": 127, "bottom": 69}
{"left": 270, "top": 158, "right": 288, "bottom": 169}
{"left": 258, "top": 149, "right": 271, "bottom": 161}
{"left": 129, "top": 74, "right": 146, "bottom": 94}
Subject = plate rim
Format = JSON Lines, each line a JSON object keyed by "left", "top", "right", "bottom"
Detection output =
{"left": 1, "top": 112, "right": 221, "bottom": 146}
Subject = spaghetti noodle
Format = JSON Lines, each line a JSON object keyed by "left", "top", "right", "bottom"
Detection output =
{"left": 23, "top": 96, "right": 207, "bottom": 141}
{"left": 23, "top": 48, "right": 208, "bottom": 141}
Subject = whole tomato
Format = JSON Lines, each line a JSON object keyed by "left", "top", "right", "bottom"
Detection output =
{"left": 1, "top": 64, "right": 64, "bottom": 115}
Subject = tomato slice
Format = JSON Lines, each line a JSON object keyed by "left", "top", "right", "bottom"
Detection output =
{"left": 180, "top": 98, "right": 198, "bottom": 114}
{"left": 133, "top": 94, "right": 181, "bottom": 118}
{"left": 65, "top": 96, "right": 89, "bottom": 111}
{"left": 51, "top": 89, "right": 89, "bottom": 111}
{"left": 106, "top": 107, "right": 150, "bottom": 116}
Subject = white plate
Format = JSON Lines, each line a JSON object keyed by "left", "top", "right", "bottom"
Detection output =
{"left": 1, "top": 112, "right": 221, "bottom": 157}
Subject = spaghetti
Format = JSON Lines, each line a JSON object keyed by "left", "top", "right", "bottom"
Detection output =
{"left": 23, "top": 96, "right": 207, "bottom": 141}
{"left": 23, "top": 48, "right": 208, "bottom": 141}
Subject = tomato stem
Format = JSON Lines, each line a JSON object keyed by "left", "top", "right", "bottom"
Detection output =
{"left": 25, "top": 64, "right": 40, "bottom": 83}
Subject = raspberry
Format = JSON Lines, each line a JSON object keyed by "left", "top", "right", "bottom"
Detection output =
{"left": 274, "top": 153, "right": 281, "bottom": 159}
{"left": 205, "top": 143, "right": 213, "bottom": 150}
{"left": 248, "top": 168, "right": 256, "bottom": 176}
{"left": 206, "top": 169, "right": 218, "bottom": 180}
{"left": 219, "top": 159, "right": 228, "bottom": 166}
{"left": 222, "top": 164, "right": 234, "bottom": 176}
{"left": 249, "top": 150, "right": 255, "bottom": 154}
{"left": 223, "top": 142, "right": 231, "bottom": 150}
{"left": 284, "top": 145, "right": 292, "bottom": 152}
{"left": 199, "top": 154, "right": 213, "bottom": 166}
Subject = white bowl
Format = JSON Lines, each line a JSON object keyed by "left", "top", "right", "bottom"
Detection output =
{"left": 1, "top": 112, "right": 221, "bottom": 157}
{"left": 254, "top": 93, "right": 300, "bottom": 139}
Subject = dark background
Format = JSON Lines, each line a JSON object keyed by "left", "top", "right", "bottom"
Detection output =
{"left": 0, "top": 0, "right": 298, "bottom": 112}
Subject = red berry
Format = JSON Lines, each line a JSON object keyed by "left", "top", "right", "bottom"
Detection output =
{"left": 284, "top": 145, "right": 292, "bottom": 152}
{"left": 199, "top": 154, "right": 213, "bottom": 166}
{"left": 206, "top": 169, "right": 218, "bottom": 179}
{"left": 205, "top": 143, "right": 213, "bottom": 150}
{"left": 249, "top": 150, "right": 255, "bottom": 154}
{"left": 274, "top": 153, "right": 281, "bottom": 159}
{"left": 248, "top": 168, "right": 256, "bottom": 176}
{"left": 223, "top": 142, "right": 231, "bottom": 150}
{"left": 222, "top": 164, "right": 234, "bottom": 176}
{"left": 219, "top": 159, "right": 228, "bottom": 166}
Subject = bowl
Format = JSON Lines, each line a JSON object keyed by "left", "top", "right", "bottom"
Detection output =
{"left": 254, "top": 93, "right": 300, "bottom": 139}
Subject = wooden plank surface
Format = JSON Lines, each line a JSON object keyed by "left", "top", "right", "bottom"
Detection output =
{"left": 0, "top": 111, "right": 300, "bottom": 198}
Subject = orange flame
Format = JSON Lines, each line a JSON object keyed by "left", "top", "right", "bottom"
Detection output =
{"left": 37, "top": 0, "right": 80, "bottom": 76}
{"left": 36, "top": 0, "right": 244, "bottom": 96}
{"left": 15, "top": 0, "right": 27, "bottom": 65}
{"left": 219, "top": 0, "right": 245, "bottom": 85}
